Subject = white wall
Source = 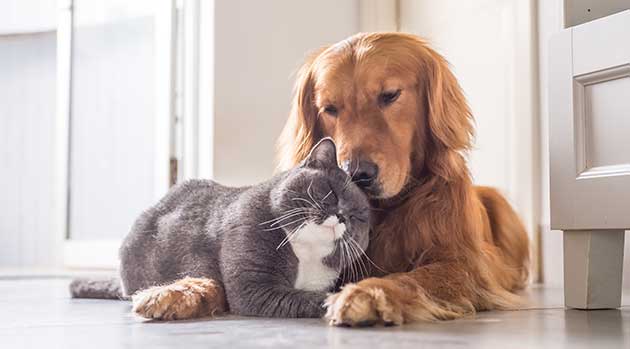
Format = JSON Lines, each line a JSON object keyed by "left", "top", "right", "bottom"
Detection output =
{"left": 398, "top": 0, "right": 539, "bottom": 250}
{"left": 537, "top": 0, "right": 564, "bottom": 287}
{"left": 0, "top": 0, "right": 56, "bottom": 34}
{"left": 212, "top": 0, "right": 360, "bottom": 186}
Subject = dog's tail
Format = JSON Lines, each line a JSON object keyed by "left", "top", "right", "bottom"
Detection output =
{"left": 69, "top": 277, "right": 128, "bottom": 300}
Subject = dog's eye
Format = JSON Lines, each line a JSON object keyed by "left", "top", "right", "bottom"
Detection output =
{"left": 323, "top": 105, "right": 338, "bottom": 117}
{"left": 379, "top": 89, "right": 401, "bottom": 106}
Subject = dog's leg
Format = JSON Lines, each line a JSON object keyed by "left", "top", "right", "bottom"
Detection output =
{"left": 132, "top": 277, "right": 226, "bottom": 321}
{"left": 325, "top": 260, "right": 523, "bottom": 326}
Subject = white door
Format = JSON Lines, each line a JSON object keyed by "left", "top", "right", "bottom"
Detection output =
{"left": 0, "top": 1, "right": 57, "bottom": 267}
{"left": 57, "top": 0, "right": 176, "bottom": 268}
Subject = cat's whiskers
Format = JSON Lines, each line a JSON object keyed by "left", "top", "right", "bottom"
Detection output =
{"left": 343, "top": 239, "right": 358, "bottom": 283}
{"left": 335, "top": 239, "right": 344, "bottom": 283}
{"left": 320, "top": 189, "right": 333, "bottom": 203}
{"left": 345, "top": 238, "right": 362, "bottom": 281}
{"left": 343, "top": 161, "right": 361, "bottom": 191}
{"left": 345, "top": 237, "right": 368, "bottom": 281}
{"left": 281, "top": 223, "right": 306, "bottom": 248}
{"left": 276, "top": 222, "right": 306, "bottom": 249}
{"left": 262, "top": 217, "right": 309, "bottom": 232}
{"left": 306, "top": 180, "right": 323, "bottom": 211}
{"left": 345, "top": 239, "right": 354, "bottom": 281}
{"left": 287, "top": 192, "right": 318, "bottom": 209}
{"left": 259, "top": 208, "right": 312, "bottom": 226}
{"left": 291, "top": 197, "right": 319, "bottom": 210}
{"left": 274, "top": 206, "right": 308, "bottom": 213}
{"left": 267, "top": 211, "right": 311, "bottom": 227}
{"left": 339, "top": 239, "right": 350, "bottom": 284}
{"left": 276, "top": 220, "right": 308, "bottom": 250}
{"left": 351, "top": 242, "right": 363, "bottom": 282}
{"left": 346, "top": 235, "right": 388, "bottom": 275}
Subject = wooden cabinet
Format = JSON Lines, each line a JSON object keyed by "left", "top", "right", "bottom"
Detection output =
{"left": 549, "top": 10, "right": 630, "bottom": 309}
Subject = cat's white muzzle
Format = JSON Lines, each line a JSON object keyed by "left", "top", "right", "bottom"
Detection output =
{"left": 320, "top": 216, "right": 347, "bottom": 240}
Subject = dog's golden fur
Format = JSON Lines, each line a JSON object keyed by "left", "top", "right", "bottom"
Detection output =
{"left": 278, "top": 33, "right": 530, "bottom": 326}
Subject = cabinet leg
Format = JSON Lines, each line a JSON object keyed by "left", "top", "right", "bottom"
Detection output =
{"left": 563, "top": 230, "right": 625, "bottom": 309}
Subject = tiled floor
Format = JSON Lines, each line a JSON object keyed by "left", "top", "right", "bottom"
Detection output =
{"left": 1, "top": 277, "right": 629, "bottom": 349}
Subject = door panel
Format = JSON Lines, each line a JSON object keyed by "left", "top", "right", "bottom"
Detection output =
{"left": 70, "top": 1, "right": 157, "bottom": 240}
{"left": 57, "top": 0, "right": 175, "bottom": 268}
{"left": 0, "top": 32, "right": 56, "bottom": 266}
{"left": 572, "top": 10, "right": 630, "bottom": 75}
{"left": 582, "top": 73, "right": 630, "bottom": 169}
{"left": 550, "top": 10, "right": 630, "bottom": 230}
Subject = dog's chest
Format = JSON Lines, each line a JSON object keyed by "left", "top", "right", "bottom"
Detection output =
{"left": 288, "top": 218, "right": 344, "bottom": 291}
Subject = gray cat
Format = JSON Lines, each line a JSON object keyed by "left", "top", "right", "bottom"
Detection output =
{"left": 71, "top": 138, "right": 370, "bottom": 319}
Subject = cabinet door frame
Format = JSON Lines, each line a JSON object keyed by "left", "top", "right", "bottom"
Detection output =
{"left": 54, "top": 0, "right": 177, "bottom": 269}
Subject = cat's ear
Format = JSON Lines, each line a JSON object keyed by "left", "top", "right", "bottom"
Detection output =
{"left": 304, "top": 137, "right": 338, "bottom": 169}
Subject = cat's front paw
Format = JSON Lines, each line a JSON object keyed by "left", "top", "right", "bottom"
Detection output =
{"left": 132, "top": 277, "right": 225, "bottom": 321}
{"left": 324, "top": 282, "right": 403, "bottom": 327}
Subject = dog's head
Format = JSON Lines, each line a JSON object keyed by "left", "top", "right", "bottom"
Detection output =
{"left": 278, "top": 33, "right": 473, "bottom": 199}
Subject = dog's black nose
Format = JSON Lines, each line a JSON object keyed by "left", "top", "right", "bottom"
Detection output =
{"left": 342, "top": 160, "right": 378, "bottom": 189}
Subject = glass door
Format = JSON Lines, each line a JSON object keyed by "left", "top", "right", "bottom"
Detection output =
{"left": 58, "top": 0, "right": 176, "bottom": 268}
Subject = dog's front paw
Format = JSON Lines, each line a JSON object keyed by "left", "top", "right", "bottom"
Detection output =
{"left": 132, "top": 277, "right": 224, "bottom": 321}
{"left": 324, "top": 282, "right": 403, "bottom": 327}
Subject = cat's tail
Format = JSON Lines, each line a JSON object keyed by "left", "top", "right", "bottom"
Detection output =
{"left": 69, "top": 277, "right": 129, "bottom": 300}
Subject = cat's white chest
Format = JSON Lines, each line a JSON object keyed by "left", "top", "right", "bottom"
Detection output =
{"left": 289, "top": 217, "right": 345, "bottom": 291}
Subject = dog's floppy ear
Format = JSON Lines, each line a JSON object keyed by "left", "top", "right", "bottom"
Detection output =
{"left": 423, "top": 48, "right": 474, "bottom": 152}
{"left": 277, "top": 47, "right": 328, "bottom": 171}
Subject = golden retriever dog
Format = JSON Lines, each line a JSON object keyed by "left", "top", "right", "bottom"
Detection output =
{"left": 278, "top": 32, "right": 530, "bottom": 326}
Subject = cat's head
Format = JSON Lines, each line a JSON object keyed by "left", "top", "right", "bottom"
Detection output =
{"left": 268, "top": 138, "right": 370, "bottom": 271}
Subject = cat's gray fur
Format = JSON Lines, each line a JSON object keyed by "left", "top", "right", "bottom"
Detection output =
{"left": 70, "top": 138, "right": 370, "bottom": 318}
